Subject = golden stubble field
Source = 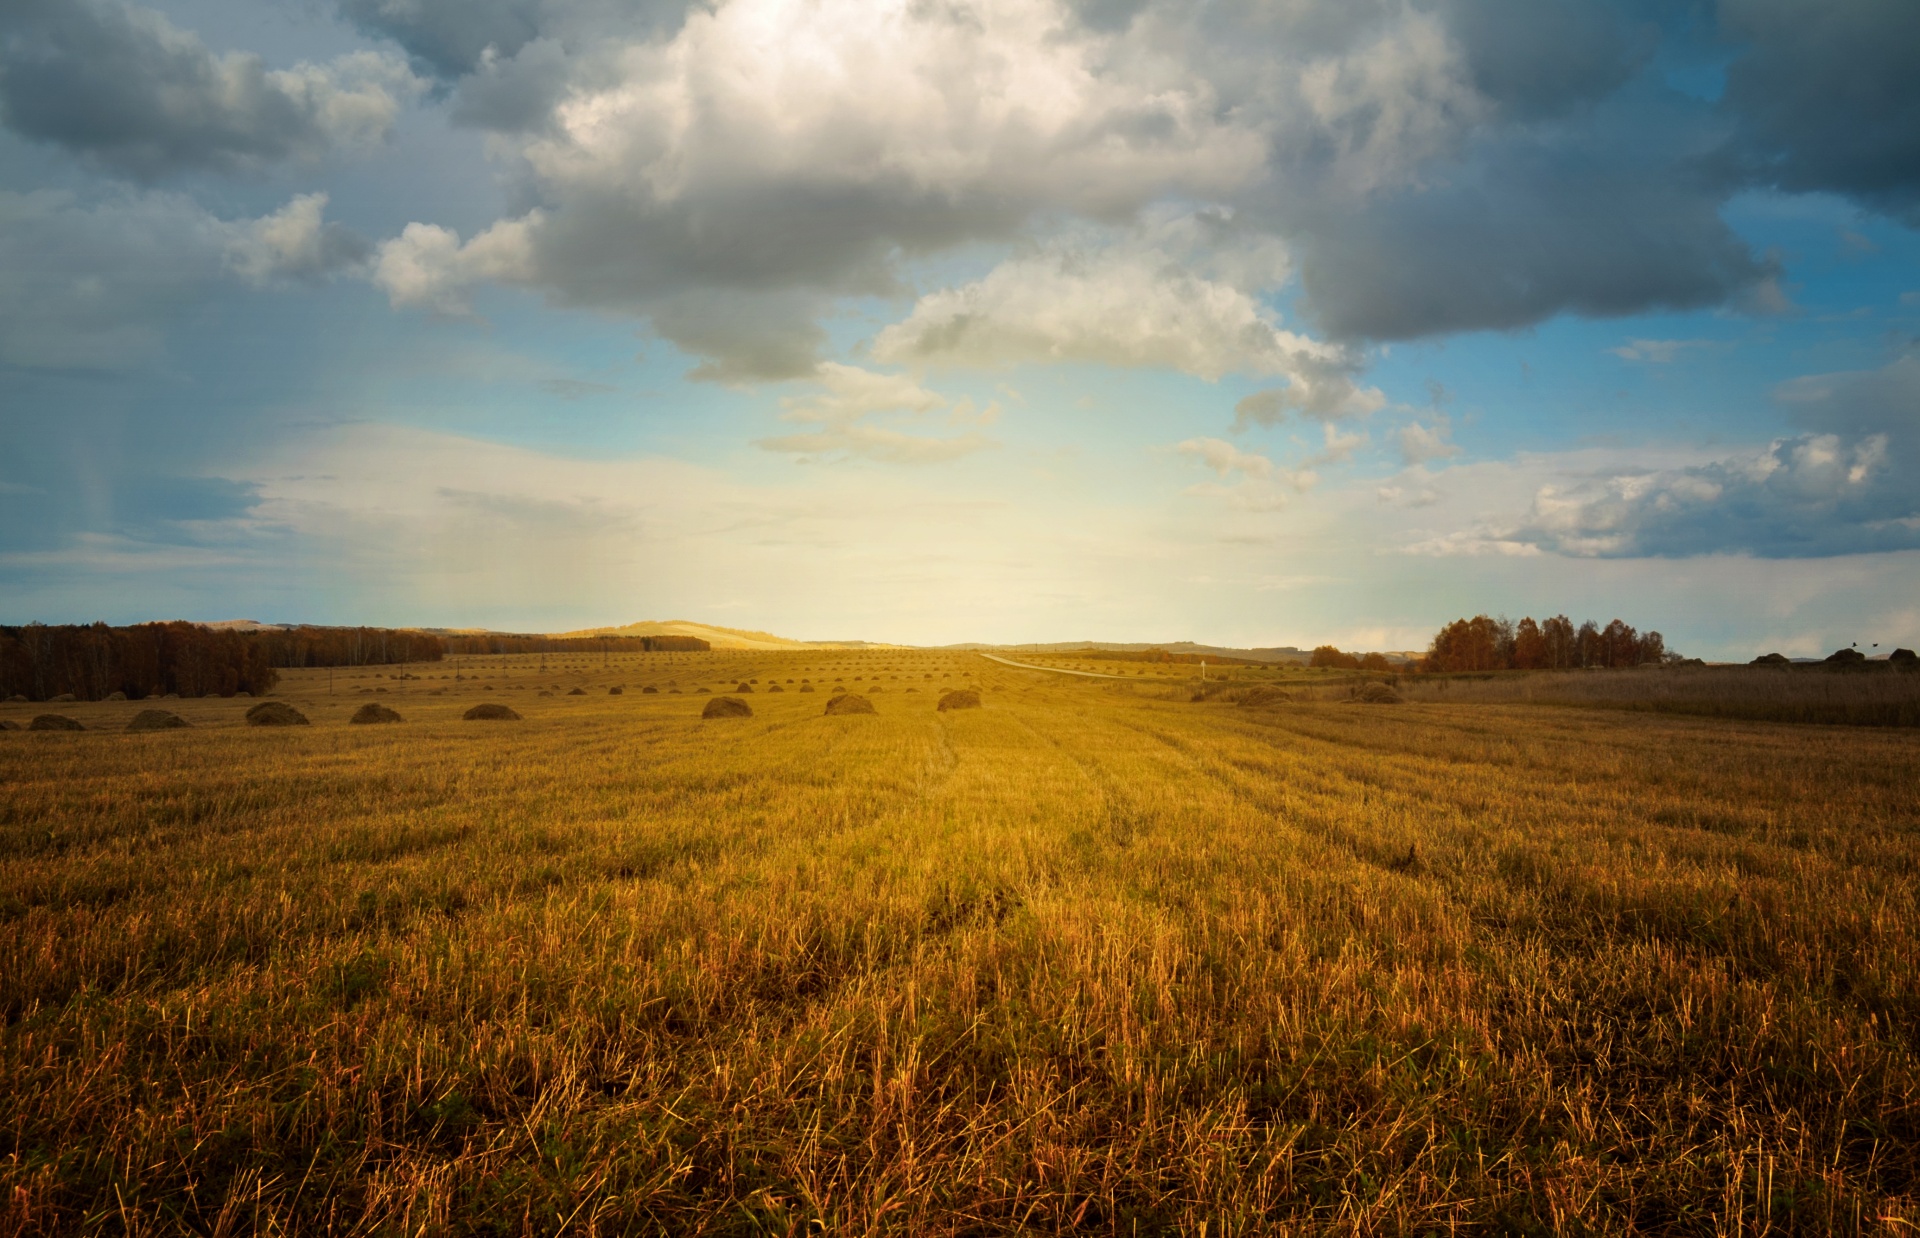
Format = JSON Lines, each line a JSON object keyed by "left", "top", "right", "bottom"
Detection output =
{"left": 1, "top": 650, "right": 1916, "bottom": 1235}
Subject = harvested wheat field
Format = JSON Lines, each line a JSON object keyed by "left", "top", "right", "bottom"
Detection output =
{"left": 1, "top": 651, "right": 1918, "bottom": 1234}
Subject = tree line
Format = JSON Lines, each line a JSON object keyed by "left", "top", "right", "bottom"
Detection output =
{"left": 0, "top": 623, "right": 281, "bottom": 701}
{"left": 1425, "top": 614, "right": 1670, "bottom": 672}
{"left": 440, "top": 634, "right": 710, "bottom": 655}
{"left": 0, "top": 623, "right": 461, "bottom": 701}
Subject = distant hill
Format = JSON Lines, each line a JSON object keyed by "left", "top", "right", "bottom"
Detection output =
{"left": 942, "top": 640, "right": 1322, "bottom": 665}
{"left": 555, "top": 620, "right": 887, "bottom": 651}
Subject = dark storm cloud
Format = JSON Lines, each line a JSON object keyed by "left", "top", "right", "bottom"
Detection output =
{"left": 1721, "top": 0, "right": 1920, "bottom": 222}
{"left": 0, "top": 0, "right": 414, "bottom": 179}
{"left": 1292, "top": 97, "right": 1773, "bottom": 341}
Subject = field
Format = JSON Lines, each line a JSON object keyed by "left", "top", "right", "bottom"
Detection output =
{"left": 2, "top": 651, "right": 1917, "bottom": 1234}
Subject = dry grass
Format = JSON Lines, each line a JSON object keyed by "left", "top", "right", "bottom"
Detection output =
{"left": 1399, "top": 664, "right": 1920, "bottom": 727}
{"left": 1, "top": 651, "right": 1917, "bottom": 1234}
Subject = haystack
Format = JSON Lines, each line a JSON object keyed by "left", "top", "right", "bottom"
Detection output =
{"left": 703, "top": 695, "right": 753, "bottom": 719}
{"left": 798, "top": 683, "right": 816, "bottom": 692}
{"left": 936, "top": 689, "right": 981, "bottom": 712}
{"left": 1825, "top": 648, "right": 1867, "bottom": 665}
{"left": 127, "top": 710, "right": 190, "bottom": 731}
{"left": 50, "top": 693, "right": 76, "bottom": 702}
{"left": 0, "top": 720, "right": 17, "bottom": 730}
{"left": 464, "top": 703, "right": 521, "bottom": 720}
{"left": 350, "top": 703, "right": 404, "bottom": 724}
{"left": 245, "top": 701, "right": 309, "bottom": 727}
{"left": 30, "top": 714, "right": 84, "bottom": 731}
{"left": 608, "top": 686, "right": 623, "bottom": 695}
{"left": 643, "top": 685, "right": 659, "bottom": 693}
{"left": 1238, "top": 686, "right": 1291, "bottom": 707}
{"left": 1892, "top": 648, "right": 1918, "bottom": 667}
{"left": 824, "top": 693, "right": 876, "bottom": 716}
{"left": 568, "top": 687, "right": 587, "bottom": 695}
{"left": 1353, "top": 683, "right": 1402, "bottom": 704}
{"left": 735, "top": 682, "right": 754, "bottom": 693}
{"left": 1751, "top": 652, "right": 1791, "bottom": 666}
{"left": 105, "top": 691, "right": 127, "bottom": 701}
{"left": 767, "top": 684, "right": 785, "bottom": 692}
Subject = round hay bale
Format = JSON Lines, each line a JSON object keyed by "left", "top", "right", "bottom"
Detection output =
{"left": 105, "top": 691, "right": 127, "bottom": 701}
{"left": 1891, "top": 648, "right": 1918, "bottom": 667}
{"left": 1354, "top": 683, "right": 1402, "bottom": 704}
{"left": 735, "top": 682, "right": 754, "bottom": 693}
{"left": 6, "top": 694, "right": 26, "bottom": 702}
{"left": 127, "top": 709, "right": 190, "bottom": 732}
{"left": 608, "top": 686, "right": 623, "bottom": 695}
{"left": 695, "top": 687, "right": 711, "bottom": 694}
{"left": 798, "top": 683, "right": 816, "bottom": 692}
{"left": 0, "top": 719, "right": 17, "bottom": 730}
{"left": 350, "top": 703, "right": 404, "bottom": 725}
{"left": 50, "top": 693, "right": 76, "bottom": 703}
{"left": 1750, "top": 652, "right": 1791, "bottom": 666}
{"left": 1825, "top": 648, "right": 1867, "bottom": 665}
{"left": 246, "top": 701, "right": 309, "bottom": 726}
{"left": 568, "top": 687, "right": 587, "bottom": 696}
{"left": 30, "top": 714, "right": 84, "bottom": 731}
{"left": 936, "top": 689, "right": 982, "bottom": 712}
{"left": 703, "top": 695, "right": 753, "bottom": 719}
{"left": 464, "top": 703, "right": 521, "bottom": 720}
{"left": 234, "top": 691, "right": 252, "bottom": 698}
{"left": 642, "top": 685, "right": 659, "bottom": 694}
{"left": 1238, "top": 686, "right": 1291, "bottom": 707}
{"left": 537, "top": 690, "right": 553, "bottom": 697}
{"left": 767, "top": 684, "right": 785, "bottom": 692}
{"left": 824, "top": 693, "right": 876, "bottom": 716}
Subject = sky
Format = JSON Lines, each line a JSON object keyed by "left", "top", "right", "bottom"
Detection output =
{"left": 1, "top": 0, "right": 1917, "bottom": 657}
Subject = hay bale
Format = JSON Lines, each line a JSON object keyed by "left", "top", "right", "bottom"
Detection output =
{"left": 464, "top": 703, "right": 521, "bottom": 720}
{"left": 246, "top": 701, "right": 309, "bottom": 727}
{"left": 568, "top": 687, "right": 587, "bottom": 695}
{"left": 1238, "top": 686, "right": 1291, "bottom": 707}
{"left": 1353, "top": 683, "right": 1402, "bottom": 704}
{"left": 1891, "top": 648, "right": 1918, "bottom": 667}
{"left": 350, "top": 703, "right": 404, "bottom": 725}
{"left": 30, "top": 714, "right": 84, "bottom": 731}
{"left": 642, "top": 685, "right": 659, "bottom": 694}
{"left": 735, "top": 682, "right": 754, "bottom": 693}
{"left": 537, "top": 690, "right": 553, "bottom": 697}
{"left": 824, "top": 693, "right": 876, "bottom": 716}
{"left": 6, "top": 694, "right": 25, "bottom": 702}
{"left": 127, "top": 709, "right": 190, "bottom": 732}
{"left": 50, "top": 693, "right": 76, "bottom": 702}
{"left": 703, "top": 695, "right": 753, "bottom": 719}
{"left": 1750, "top": 652, "right": 1791, "bottom": 666}
{"left": 695, "top": 687, "right": 711, "bottom": 694}
{"left": 767, "top": 684, "right": 785, "bottom": 692}
{"left": 105, "top": 691, "right": 127, "bottom": 701}
{"left": 936, "top": 689, "right": 981, "bottom": 712}
{"left": 608, "top": 686, "right": 623, "bottom": 695}
{"left": 0, "top": 720, "right": 17, "bottom": 730}
{"left": 798, "top": 683, "right": 816, "bottom": 692}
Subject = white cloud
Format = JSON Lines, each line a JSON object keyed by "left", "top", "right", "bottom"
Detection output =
{"left": 1397, "top": 417, "right": 1460, "bottom": 465}
{"left": 754, "top": 363, "right": 997, "bottom": 464}
{"left": 1610, "top": 337, "right": 1709, "bottom": 364}
{"left": 224, "top": 193, "right": 371, "bottom": 285}
{"left": 372, "top": 215, "right": 543, "bottom": 314}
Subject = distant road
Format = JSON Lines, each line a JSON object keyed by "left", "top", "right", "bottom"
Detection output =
{"left": 977, "top": 653, "right": 1140, "bottom": 680}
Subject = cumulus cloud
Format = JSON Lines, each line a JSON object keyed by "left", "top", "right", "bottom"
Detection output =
{"left": 354, "top": 0, "right": 1917, "bottom": 374}
{"left": 0, "top": 189, "right": 369, "bottom": 369}
{"left": 225, "top": 194, "right": 372, "bottom": 285}
{"left": 1510, "top": 434, "right": 1911, "bottom": 558}
{"left": 1174, "top": 424, "right": 1362, "bottom": 510}
{"left": 1397, "top": 418, "right": 1460, "bottom": 466}
{"left": 0, "top": 0, "right": 419, "bottom": 179}
{"left": 873, "top": 229, "right": 1320, "bottom": 382}
{"left": 755, "top": 363, "right": 997, "bottom": 464}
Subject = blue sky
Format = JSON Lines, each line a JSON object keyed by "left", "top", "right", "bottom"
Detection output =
{"left": 2, "top": 0, "right": 1917, "bottom": 656}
